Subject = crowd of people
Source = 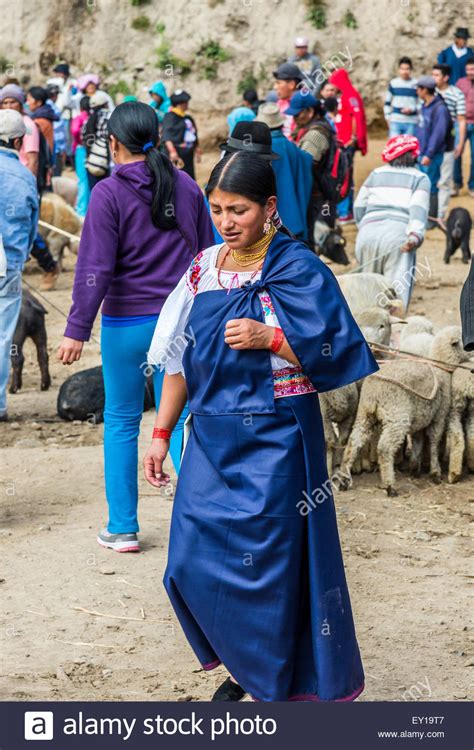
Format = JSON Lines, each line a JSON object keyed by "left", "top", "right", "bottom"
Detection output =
{"left": 0, "top": 23, "right": 473, "bottom": 704}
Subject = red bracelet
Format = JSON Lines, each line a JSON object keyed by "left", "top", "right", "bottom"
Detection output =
{"left": 270, "top": 327, "right": 284, "bottom": 354}
{"left": 153, "top": 427, "right": 171, "bottom": 440}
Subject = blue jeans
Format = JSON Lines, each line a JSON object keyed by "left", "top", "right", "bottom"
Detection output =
{"left": 0, "top": 270, "right": 22, "bottom": 416}
{"left": 101, "top": 317, "right": 188, "bottom": 534}
{"left": 74, "top": 145, "right": 90, "bottom": 217}
{"left": 419, "top": 152, "right": 444, "bottom": 195}
{"left": 454, "top": 122, "right": 474, "bottom": 189}
{"left": 388, "top": 121, "right": 417, "bottom": 137}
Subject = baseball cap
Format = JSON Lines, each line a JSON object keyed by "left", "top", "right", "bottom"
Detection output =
{"left": 272, "top": 63, "right": 303, "bottom": 82}
{"left": 295, "top": 36, "right": 309, "bottom": 47}
{"left": 89, "top": 90, "right": 109, "bottom": 108}
{"left": 416, "top": 75, "right": 436, "bottom": 90}
{"left": 0, "top": 109, "right": 26, "bottom": 141}
{"left": 284, "top": 90, "right": 322, "bottom": 115}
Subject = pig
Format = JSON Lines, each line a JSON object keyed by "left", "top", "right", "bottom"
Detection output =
{"left": 444, "top": 207, "right": 471, "bottom": 264}
{"left": 57, "top": 366, "right": 155, "bottom": 423}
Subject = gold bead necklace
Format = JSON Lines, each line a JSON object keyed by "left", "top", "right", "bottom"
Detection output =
{"left": 231, "top": 226, "right": 276, "bottom": 267}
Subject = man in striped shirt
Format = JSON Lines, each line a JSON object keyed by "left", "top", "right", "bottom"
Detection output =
{"left": 432, "top": 63, "right": 466, "bottom": 218}
{"left": 383, "top": 57, "right": 419, "bottom": 137}
{"left": 354, "top": 136, "right": 430, "bottom": 311}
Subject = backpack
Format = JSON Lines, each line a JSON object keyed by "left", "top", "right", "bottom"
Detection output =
{"left": 37, "top": 130, "right": 53, "bottom": 194}
{"left": 86, "top": 133, "right": 109, "bottom": 177}
{"left": 312, "top": 122, "right": 350, "bottom": 202}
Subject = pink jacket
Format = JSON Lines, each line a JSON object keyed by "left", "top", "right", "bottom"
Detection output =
{"left": 70, "top": 111, "right": 89, "bottom": 153}
{"left": 456, "top": 77, "right": 474, "bottom": 124}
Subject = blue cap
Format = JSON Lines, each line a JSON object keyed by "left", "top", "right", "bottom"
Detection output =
{"left": 284, "top": 90, "right": 321, "bottom": 116}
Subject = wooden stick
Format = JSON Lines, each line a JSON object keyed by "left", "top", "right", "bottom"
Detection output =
{"left": 72, "top": 606, "right": 165, "bottom": 623}
{"left": 55, "top": 639, "right": 113, "bottom": 649}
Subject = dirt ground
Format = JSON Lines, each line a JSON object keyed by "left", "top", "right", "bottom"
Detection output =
{"left": 0, "top": 140, "right": 472, "bottom": 703}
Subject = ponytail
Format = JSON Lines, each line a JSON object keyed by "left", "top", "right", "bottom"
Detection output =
{"left": 144, "top": 147, "right": 178, "bottom": 230}
{"left": 107, "top": 101, "right": 178, "bottom": 231}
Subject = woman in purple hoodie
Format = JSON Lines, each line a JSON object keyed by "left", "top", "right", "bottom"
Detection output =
{"left": 58, "top": 102, "right": 214, "bottom": 553}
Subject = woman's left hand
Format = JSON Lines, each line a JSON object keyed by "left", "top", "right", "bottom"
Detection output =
{"left": 224, "top": 318, "right": 272, "bottom": 350}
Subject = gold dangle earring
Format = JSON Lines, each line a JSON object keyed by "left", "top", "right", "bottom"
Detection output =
{"left": 263, "top": 216, "right": 272, "bottom": 234}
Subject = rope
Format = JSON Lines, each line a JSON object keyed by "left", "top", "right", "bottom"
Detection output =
{"left": 38, "top": 220, "right": 81, "bottom": 242}
{"left": 368, "top": 341, "right": 474, "bottom": 374}
{"left": 372, "top": 367, "right": 439, "bottom": 401}
{"left": 21, "top": 277, "right": 100, "bottom": 346}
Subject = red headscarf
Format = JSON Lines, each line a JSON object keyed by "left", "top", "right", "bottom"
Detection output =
{"left": 328, "top": 69, "right": 367, "bottom": 155}
{"left": 382, "top": 135, "right": 420, "bottom": 162}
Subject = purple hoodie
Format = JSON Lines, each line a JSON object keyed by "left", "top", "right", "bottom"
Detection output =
{"left": 65, "top": 161, "right": 214, "bottom": 341}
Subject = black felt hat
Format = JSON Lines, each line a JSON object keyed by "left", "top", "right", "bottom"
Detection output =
{"left": 219, "top": 121, "right": 280, "bottom": 160}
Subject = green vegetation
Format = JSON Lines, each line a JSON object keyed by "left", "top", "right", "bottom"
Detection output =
{"left": 196, "top": 39, "right": 231, "bottom": 80}
{"left": 155, "top": 22, "right": 166, "bottom": 34}
{"left": 344, "top": 10, "right": 358, "bottom": 28}
{"left": 305, "top": 0, "right": 327, "bottom": 29}
{"left": 156, "top": 39, "right": 192, "bottom": 76}
{"left": 0, "top": 56, "right": 9, "bottom": 73}
{"left": 108, "top": 80, "right": 132, "bottom": 99}
{"left": 131, "top": 14, "right": 151, "bottom": 31}
{"left": 131, "top": 0, "right": 150, "bottom": 6}
{"left": 237, "top": 68, "right": 258, "bottom": 95}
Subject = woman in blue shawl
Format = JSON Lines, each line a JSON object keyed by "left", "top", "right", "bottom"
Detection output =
{"left": 148, "top": 80, "right": 170, "bottom": 122}
{"left": 144, "top": 152, "right": 378, "bottom": 702}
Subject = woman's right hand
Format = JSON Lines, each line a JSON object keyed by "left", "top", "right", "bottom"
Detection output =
{"left": 57, "top": 337, "right": 84, "bottom": 364}
{"left": 143, "top": 439, "right": 171, "bottom": 488}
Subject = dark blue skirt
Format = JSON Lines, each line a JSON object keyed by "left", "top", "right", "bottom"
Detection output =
{"left": 164, "top": 393, "right": 364, "bottom": 701}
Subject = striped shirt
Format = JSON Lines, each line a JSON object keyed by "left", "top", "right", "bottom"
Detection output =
{"left": 354, "top": 165, "right": 430, "bottom": 243}
{"left": 437, "top": 84, "right": 466, "bottom": 119}
{"left": 384, "top": 77, "right": 419, "bottom": 125}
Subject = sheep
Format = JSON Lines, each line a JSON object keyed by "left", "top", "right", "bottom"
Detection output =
{"left": 40, "top": 193, "right": 83, "bottom": 261}
{"left": 321, "top": 307, "right": 396, "bottom": 474}
{"left": 320, "top": 383, "right": 359, "bottom": 476}
{"left": 337, "top": 326, "right": 470, "bottom": 496}
{"left": 52, "top": 176, "right": 78, "bottom": 208}
{"left": 446, "top": 364, "right": 474, "bottom": 483}
{"left": 399, "top": 315, "right": 435, "bottom": 358}
{"left": 336, "top": 272, "right": 404, "bottom": 316}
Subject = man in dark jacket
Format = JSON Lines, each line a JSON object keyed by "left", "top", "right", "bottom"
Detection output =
{"left": 416, "top": 75, "right": 452, "bottom": 227}
{"left": 162, "top": 90, "right": 201, "bottom": 180}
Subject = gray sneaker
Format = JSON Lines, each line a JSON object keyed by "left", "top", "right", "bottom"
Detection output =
{"left": 97, "top": 528, "right": 140, "bottom": 553}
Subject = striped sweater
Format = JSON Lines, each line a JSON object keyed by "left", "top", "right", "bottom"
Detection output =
{"left": 354, "top": 165, "right": 430, "bottom": 244}
{"left": 383, "top": 77, "right": 419, "bottom": 125}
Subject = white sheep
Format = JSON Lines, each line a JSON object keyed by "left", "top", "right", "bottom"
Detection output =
{"left": 447, "top": 364, "right": 474, "bottom": 483}
{"left": 337, "top": 326, "right": 470, "bottom": 496}
{"left": 321, "top": 307, "right": 398, "bottom": 474}
{"left": 337, "top": 272, "right": 404, "bottom": 315}
{"left": 400, "top": 315, "right": 435, "bottom": 358}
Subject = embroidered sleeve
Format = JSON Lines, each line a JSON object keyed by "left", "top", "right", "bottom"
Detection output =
{"left": 147, "top": 273, "right": 194, "bottom": 375}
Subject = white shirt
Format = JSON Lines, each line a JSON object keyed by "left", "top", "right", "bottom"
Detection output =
{"left": 148, "top": 244, "right": 316, "bottom": 398}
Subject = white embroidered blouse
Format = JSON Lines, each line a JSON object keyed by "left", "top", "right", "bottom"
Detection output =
{"left": 148, "top": 244, "right": 315, "bottom": 399}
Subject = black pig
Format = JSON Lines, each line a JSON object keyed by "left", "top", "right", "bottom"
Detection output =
{"left": 444, "top": 207, "right": 471, "bottom": 264}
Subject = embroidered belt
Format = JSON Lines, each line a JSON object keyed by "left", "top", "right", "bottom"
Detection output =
{"left": 273, "top": 366, "right": 316, "bottom": 398}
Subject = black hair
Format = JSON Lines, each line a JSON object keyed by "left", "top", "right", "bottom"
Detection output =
{"left": 107, "top": 101, "right": 177, "bottom": 231}
{"left": 80, "top": 95, "right": 90, "bottom": 112}
{"left": 319, "top": 79, "right": 328, "bottom": 89}
{"left": 398, "top": 56, "right": 413, "bottom": 68}
{"left": 206, "top": 151, "right": 292, "bottom": 236}
{"left": 433, "top": 63, "right": 451, "bottom": 77}
{"left": 391, "top": 152, "right": 417, "bottom": 168}
{"left": 243, "top": 89, "right": 258, "bottom": 104}
{"left": 0, "top": 137, "right": 19, "bottom": 150}
{"left": 466, "top": 56, "right": 474, "bottom": 65}
{"left": 324, "top": 96, "right": 338, "bottom": 114}
{"left": 28, "top": 86, "right": 48, "bottom": 104}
